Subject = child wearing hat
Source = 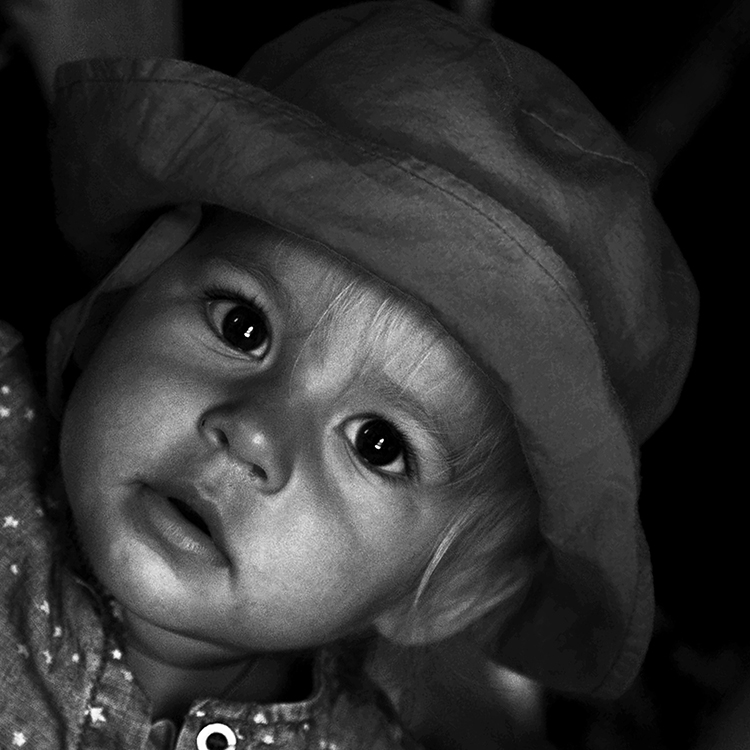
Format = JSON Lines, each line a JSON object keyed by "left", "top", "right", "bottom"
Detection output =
{"left": 0, "top": 1, "right": 697, "bottom": 747}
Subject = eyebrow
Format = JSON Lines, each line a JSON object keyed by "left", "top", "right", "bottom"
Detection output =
{"left": 203, "top": 253, "right": 299, "bottom": 320}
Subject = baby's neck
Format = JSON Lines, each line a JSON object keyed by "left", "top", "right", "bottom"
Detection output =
{"left": 126, "top": 645, "right": 300, "bottom": 722}
{"left": 122, "top": 612, "right": 306, "bottom": 722}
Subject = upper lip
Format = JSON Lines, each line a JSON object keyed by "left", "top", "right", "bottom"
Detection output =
{"left": 146, "top": 476, "right": 231, "bottom": 560}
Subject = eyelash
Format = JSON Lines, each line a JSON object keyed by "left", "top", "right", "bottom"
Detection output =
{"left": 203, "top": 284, "right": 264, "bottom": 310}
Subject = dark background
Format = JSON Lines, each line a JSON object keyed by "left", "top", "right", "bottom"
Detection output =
{"left": 1, "top": 1, "right": 746, "bottom": 747}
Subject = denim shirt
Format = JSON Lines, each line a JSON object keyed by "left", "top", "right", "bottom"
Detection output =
{"left": 0, "top": 321, "right": 419, "bottom": 750}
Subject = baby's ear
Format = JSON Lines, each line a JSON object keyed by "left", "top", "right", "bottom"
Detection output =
{"left": 373, "top": 594, "right": 484, "bottom": 646}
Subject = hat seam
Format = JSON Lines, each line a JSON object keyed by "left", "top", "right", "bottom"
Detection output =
{"left": 519, "top": 108, "right": 651, "bottom": 185}
{"left": 480, "top": 13, "right": 651, "bottom": 185}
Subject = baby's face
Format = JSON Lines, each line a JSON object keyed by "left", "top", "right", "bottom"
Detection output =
{"left": 61, "top": 214, "right": 504, "bottom": 655}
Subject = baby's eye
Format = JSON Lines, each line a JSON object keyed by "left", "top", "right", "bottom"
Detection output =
{"left": 344, "top": 418, "right": 411, "bottom": 478}
{"left": 207, "top": 298, "right": 271, "bottom": 358}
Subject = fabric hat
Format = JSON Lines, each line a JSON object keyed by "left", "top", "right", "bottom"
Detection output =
{"left": 47, "top": 0, "right": 698, "bottom": 697}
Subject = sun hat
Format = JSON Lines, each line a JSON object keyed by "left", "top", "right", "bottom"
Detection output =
{"left": 46, "top": 0, "right": 698, "bottom": 698}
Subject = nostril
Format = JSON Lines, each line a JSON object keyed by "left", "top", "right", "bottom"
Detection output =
{"left": 201, "top": 418, "right": 229, "bottom": 447}
{"left": 250, "top": 464, "right": 268, "bottom": 481}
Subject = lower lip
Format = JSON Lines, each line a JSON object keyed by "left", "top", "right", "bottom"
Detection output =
{"left": 133, "top": 486, "right": 228, "bottom": 568}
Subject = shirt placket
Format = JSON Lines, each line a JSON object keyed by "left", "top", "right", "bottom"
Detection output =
{"left": 173, "top": 701, "right": 322, "bottom": 750}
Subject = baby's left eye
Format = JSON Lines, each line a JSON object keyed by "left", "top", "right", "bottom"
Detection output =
{"left": 344, "top": 418, "right": 411, "bottom": 478}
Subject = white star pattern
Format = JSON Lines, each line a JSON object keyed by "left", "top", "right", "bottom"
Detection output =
{"left": 16, "top": 644, "right": 29, "bottom": 658}
{"left": 53, "top": 626, "right": 63, "bottom": 638}
{"left": 12, "top": 731, "right": 27, "bottom": 746}
{"left": 42, "top": 649, "right": 53, "bottom": 666}
{"left": 24, "top": 408, "right": 34, "bottom": 421}
{"left": 1, "top": 385, "right": 10, "bottom": 395}
{"left": 111, "top": 648, "right": 123, "bottom": 660}
{"left": 10, "top": 563, "right": 19, "bottom": 575}
{"left": 3, "top": 516, "right": 19, "bottom": 528}
{"left": 71, "top": 653, "right": 81, "bottom": 664}
{"left": 0, "top": 406, "right": 10, "bottom": 418}
{"left": 38, "top": 600, "right": 50, "bottom": 615}
{"left": 87, "top": 706, "right": 106, "bottom": 724}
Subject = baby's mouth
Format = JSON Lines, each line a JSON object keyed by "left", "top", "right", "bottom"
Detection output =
{"left": 139, "top": 479, "right": 230, "bottom": 564}
{"left": 169, "top": 497, "right": 212, "bottom": 538}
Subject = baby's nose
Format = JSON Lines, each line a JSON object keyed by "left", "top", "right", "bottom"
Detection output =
{"left": 198, "top": 402, "right": 295, "bottom": 492}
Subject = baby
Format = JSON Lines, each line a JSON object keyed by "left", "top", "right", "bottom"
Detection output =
{"left": 60, "top": 207, "right": 539, "bottom": 717}
{"left": 0, "top": 1, "right": 697, "bottom": 748}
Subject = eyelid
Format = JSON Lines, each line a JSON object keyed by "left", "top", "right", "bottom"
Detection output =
{"left": 204, "top": 284, "right": 264, "bottom": 309}
{"left": 202, "top": 256, "right": 294, "bottom": 320}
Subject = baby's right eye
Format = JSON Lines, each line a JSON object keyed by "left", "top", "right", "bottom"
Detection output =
{"left": 206, "top": 297, "right": 271, "bottom": 358}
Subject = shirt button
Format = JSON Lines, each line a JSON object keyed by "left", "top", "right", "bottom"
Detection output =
{"left": 196, "top": 723, "right": 238, "bottom": 750}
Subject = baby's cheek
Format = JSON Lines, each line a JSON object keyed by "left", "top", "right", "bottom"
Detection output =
{"left": 243, "top": 508, "right": 346, "bottom": 583}
{"left": 236, "top": 510, "right": 377, "bottom": 624}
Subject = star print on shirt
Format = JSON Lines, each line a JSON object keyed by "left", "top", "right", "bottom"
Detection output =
{"left": 12, "top": 730, "right": 27, "bottom": 746}
{"left": 0, "top": 406, "right": 10, "bottom": 418}
{"left": 3, "top": 516, "right": 19, "bottom": 528}
{"left": 259, "top": 729, "right": 276, "bottom": 745}
{"left": 87, "top": 706, "right": 107, "bottom": 724}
